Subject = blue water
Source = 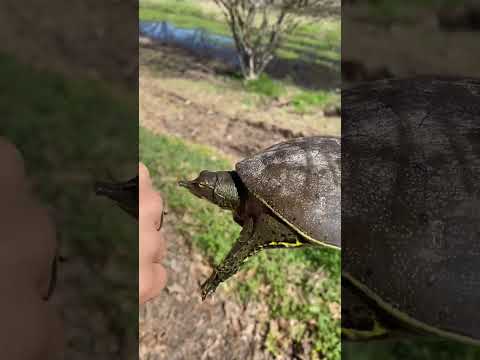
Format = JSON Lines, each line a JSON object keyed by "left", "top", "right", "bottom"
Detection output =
{"left": 139, "top": 21, "right": 240, "bottom": 66}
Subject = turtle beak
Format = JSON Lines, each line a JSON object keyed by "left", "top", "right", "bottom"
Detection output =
{"left": 94, "top": 178, "right": 139, "bottom": 219}
{"left": 178, "top": 179, "right": 203, "bottom": 198}
{"left": 178, "top": 180, "right": 192, "bottom": 189}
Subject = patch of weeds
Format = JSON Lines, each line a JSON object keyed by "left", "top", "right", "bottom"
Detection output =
{"left": 291, "top": 90, "right": 338, "bottom": 113}
{"left": 244, "top": 74, "right": 285, "bottom": 98}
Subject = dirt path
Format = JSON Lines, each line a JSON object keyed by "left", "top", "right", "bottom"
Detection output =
{"left": 140, "top": 84, "right": 307, "bottom": 161}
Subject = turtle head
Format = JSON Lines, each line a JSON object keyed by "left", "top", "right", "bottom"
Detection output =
{"left": 179, "top": 170, "right": 242, "bottom": 210}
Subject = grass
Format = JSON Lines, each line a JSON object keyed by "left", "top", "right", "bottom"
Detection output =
{"left": 292, "top": 90, "right": 339, "bottom": 114}
{"left": 140, "top": 0, "right": 228, "bottom": 35}
{"left": 244, "top": 74, "right": 286, "bottom": 98}
{"left": 140, "top": 127, "right": 341, "bottom": 360}
{"left": 0, "top": 53, "right": 138, "bottom": 340}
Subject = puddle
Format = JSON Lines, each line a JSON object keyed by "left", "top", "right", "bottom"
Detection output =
{"left": 139, "top": 21, "right": 240, "bottom": 66}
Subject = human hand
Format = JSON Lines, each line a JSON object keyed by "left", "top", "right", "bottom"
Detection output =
{"left": 0, "top": 138, "right": 64, "bottom": 359}
{"left": 139, "top": 163, "right": 167, "bottom": 304}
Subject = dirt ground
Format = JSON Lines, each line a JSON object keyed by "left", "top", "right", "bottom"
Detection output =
{"left": 139, "top": 40, "right": 341, "bottom": 162}
{"left": 140, "top": 78, "right": 311, "bottom": 161}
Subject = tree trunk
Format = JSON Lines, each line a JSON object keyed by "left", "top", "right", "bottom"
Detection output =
{"left": 247, "top": 54, "right": 258, "bottom": 80}
{"left": 239, "top": 52, "right": 259, "bottom": 81}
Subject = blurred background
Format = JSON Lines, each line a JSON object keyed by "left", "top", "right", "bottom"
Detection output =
{"left": 342, "top": 0, "right": 480, "bottom": 359}
{"left": 342, "top": 0, "right": 480, "bottom": 86}
{"left": 0, "top": 1, "right": 138, "bottom": 359}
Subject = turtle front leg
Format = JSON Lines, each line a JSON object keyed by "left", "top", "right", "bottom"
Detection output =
{"left": 200, "top": 213, "right": 309, "bottom": 300}
{"left": 201, "top": 218, "right": 257, "bottom": 300}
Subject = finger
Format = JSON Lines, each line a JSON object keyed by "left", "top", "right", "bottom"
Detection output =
{"left": 139, "top": 188, "right": 164, "bottom": 223}
{"left": 0, "top": 288, "right": 64, "bottom": 359}
{"left": 149, "top": 263, "right": 168, "bottom": 298}
{"left": 153, "top": 229, "right": 167, "bottom": 263}
{"left": 139, "top": 225, "right": 166, "bottom": 263}
{"left": 45, "top": 302, "right": 65, "bottom": 359}
{"left": 0, "top": 200, "right": 57, "bottom": 295}
{"left": 0, "top": 138, "right": 28, "bottom": 197}
{"left": 138, "top": 162, "right": 152, "bottom": 191}
{"left": 139, "top": 263, "right": 167, "bottom": 305}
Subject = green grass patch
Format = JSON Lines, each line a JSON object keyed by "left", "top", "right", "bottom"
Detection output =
{"left": 244, "top": 74, "right": 285, "bottom": 98}
{"left": 140, "top": 127, "right": 341, "bottom": 360}
{"left": 140, "top": 0, "right": 229, "bottom": 35}
{"left": 291, "top": 90, "right": 339, "bottom": 113}
{"left": 0, "top": 53, "right": 138, "bottom": 339}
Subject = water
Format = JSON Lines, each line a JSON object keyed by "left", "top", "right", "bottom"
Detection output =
{"left": 139, "top": 21, "right": 240, "bottom": 66}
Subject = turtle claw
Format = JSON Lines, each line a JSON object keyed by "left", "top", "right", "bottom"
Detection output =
{"left": 200, "top": 271, "right": 222, "bottom": 301}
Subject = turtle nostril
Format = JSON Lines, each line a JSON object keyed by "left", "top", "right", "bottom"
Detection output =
{"left": 178, "top": 180, "right": 190, "bottom": 188}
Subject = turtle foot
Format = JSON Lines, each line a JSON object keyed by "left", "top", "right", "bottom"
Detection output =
{"left": 200, "top": 271, "right": 222, "bottom": 301}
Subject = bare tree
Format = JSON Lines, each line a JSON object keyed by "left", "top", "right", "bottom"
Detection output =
{"left": 214, "top": 0, "right": 338, "bottom": 80}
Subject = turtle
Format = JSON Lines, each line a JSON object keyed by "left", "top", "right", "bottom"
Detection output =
{"left": 341, "top": 76, "right": 480, "bottom": 346}
{"left": 95, "top": 176, "right": 139, "bottom": 220}
{"left": 179, "top": 136, "right": 341, "bottom": 300}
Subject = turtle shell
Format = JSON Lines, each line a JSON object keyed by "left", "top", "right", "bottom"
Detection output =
{"left": 342, "top": 77, "right": 480, "bottom": 344}
{"left": 235, "top": 136, "right": 341, "bottom": 248}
